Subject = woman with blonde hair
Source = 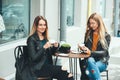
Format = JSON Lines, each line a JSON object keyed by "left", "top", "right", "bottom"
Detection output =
{"left": 79, "top": 13, "right": 111, "bottom": 80}
{"left": 27, "top": 16, "right": 74, "bottom": 80}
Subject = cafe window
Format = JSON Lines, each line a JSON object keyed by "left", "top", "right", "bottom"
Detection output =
{"left": 99, "top": 0, "right": 106, "bottom": 18}
{"left": 66, "top": 0, "right": 74, "bottom": 26}
{"left": 0, "top": 0, "right": 30, "bottom": 44}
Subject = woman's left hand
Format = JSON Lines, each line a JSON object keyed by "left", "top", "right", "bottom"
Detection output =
{"left": 53, "top": 42, "right": 59, "bottom": 47}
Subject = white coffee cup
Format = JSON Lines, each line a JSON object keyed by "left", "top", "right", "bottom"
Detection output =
{"left": 78, "top": 43, "right": 85, "bottom": 47}
{"left": 49, "top": 39, "right": 56, "bottom": 44}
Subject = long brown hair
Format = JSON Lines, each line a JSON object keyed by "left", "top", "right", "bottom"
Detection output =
{"left": 85, "top": 13, "right": 108, "bottom": 49}
{"left": 30, "top": 16, "right": 49, "bottom": 40}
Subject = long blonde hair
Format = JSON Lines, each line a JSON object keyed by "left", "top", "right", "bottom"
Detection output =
{"left": 29, "top": 16, "right": 49, "bottom": 40}
{"left": 85, "top": 13, "right": 108, "bottom": 49}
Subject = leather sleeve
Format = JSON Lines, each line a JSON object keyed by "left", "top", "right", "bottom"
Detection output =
{"left": 27, "top": 37, "right": 46, "bottom": 62}
{"left": 91, "top": 34, "right": 111, "bottom": 58}
{"left": 91, "top": 50, "right": 108, "bottom": 57}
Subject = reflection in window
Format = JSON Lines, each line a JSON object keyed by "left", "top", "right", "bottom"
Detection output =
{"left": 0, "top": 0, "right": 30, "bottom": 44}
{"left": 66, "top": 0, "right": 74, "bottom": 26}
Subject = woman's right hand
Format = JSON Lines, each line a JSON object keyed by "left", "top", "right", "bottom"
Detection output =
{"left": 78, "top": 44, "right": 91, "bottom": 55}
{"left": 43, "top": 42, "right": 51, "bottom": 49}
{"left": 83, "top": 46, "right": 91, "bottom": 55}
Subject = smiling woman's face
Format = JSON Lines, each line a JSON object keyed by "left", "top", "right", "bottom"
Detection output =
{"left": 37, "top": 19, "right": 47, "bottom": 34}
{"left": 89, "top": 19, "right": 98, "bottom": 31}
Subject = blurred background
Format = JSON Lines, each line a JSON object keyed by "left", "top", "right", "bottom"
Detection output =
{"left": 0, "top": 0, "right": 120, "bottom": 80}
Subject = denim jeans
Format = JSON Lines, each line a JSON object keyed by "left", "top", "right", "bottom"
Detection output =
{"left": 86, "top": 57, "right": 107, "bottom": 80}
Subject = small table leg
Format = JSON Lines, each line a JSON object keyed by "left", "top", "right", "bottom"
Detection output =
{"left": 74, "top": 58, "right": 77, "bottom": 80}
{"left": 69, "top": 58, "right": 78, "bottom": 80}
{"left": 69, "top": 58, "right": 73, "bottom": 73}
{"left": 55, "top": 56, "right": 58, "bottom": 65}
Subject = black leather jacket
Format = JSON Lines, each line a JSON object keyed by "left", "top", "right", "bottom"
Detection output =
{"left": 85, "top": 32, "right": 111, "bottom": 64}
{"left": 27, "top": 32, "right": 58, "bottom": 71}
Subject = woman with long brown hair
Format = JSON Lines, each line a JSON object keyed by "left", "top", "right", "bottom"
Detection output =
{"left": 79, "top": 13, "right": 111, "bottom": 80}
{"left": 27, "top": 16, "right": 74, "bottom": 80}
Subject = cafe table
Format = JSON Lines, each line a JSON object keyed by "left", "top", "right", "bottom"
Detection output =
{"left": 54, "top": 51, "right": 90, "bottom": 80}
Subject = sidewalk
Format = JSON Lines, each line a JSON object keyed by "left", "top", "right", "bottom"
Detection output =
{"left": 57, "top": 57, "right": 120, "bottom": 80}
{"left": 107, "top": 64, "right": 120, "bottom": 80}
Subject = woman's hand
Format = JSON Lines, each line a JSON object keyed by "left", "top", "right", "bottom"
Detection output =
{"left": 83, "top": 46, "right": 91, "bottom": 55}
{"left": 78, "top": 44, "right": 91, "bottom": 55}
{"left": 44, "top": 41, "right": 59, "bottom": 49}
{"left": 53, "top": 42, "right": 59, "bottom": 47}
{"left": 43, "top": 42, "right": 51, "bottom": 49}
{"left": 49, "top": 39, "right": 59, "bottom": 47}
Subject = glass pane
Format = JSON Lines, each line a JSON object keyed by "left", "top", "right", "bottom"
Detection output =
{"left": 66, "top": 0, "right": 74, "bottom": 26}
{"left": 99, "top": 0, "right": 106, "bottom": 17}
{"left": 0, "top": 0, "right": 29, "bottom": 44}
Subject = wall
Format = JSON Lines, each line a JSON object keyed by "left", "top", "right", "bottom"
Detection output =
{"left": 74, "top": 0, "right": 88, "bottom": 27}
{"left": 80, "top": 0, "right": 88, "bottom": 27}
{"left": 0, "top": 38, "right": 27, "bottom": 78}
{"left": 45, "top": 0, "right": 59, "bottom": 41}
{"left": 66, "top": 26, "right": 86, "bottom": 50}
{"left": 30, "top": 0, "right": 41, "bottom": 29}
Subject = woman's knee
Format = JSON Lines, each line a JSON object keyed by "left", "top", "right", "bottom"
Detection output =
{"left": 88, "top": 57, "right": 95, "bottom": 63}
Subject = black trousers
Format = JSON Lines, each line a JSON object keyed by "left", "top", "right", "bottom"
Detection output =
{"left": 79, "top": 59, "right": 89, "bottom": 80}
{"left": 34, "top": 64, "right": 74, "bottom": 80}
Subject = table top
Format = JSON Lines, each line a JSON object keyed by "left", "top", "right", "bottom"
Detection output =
{"left": 69, "top": 53, "right": 90, "bottom": 58}
{"left": 55, "top": 51, "right": 90, "bottom": 58}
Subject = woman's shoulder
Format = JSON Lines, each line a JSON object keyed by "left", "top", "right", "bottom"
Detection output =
{"left": 105, "top": 32, "right": 111, "bottom": 40}
{"left": 27, "top": 33, "right": 37, "bottom": 42}
{"left": 105, "top": 32, "right": 111, "bottom": 37}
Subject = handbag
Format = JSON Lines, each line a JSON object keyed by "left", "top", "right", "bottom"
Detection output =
{"left": 14, "top": 45, "right": 37, "bottom": 80}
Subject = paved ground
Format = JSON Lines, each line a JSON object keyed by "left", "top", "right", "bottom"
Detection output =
{"left": 55, "top": 57, "right": 120, "bottom": 80}
{"left": 7, "top": 57, "right": 120, "bottom": 80}
{"left": 107, "top": 64, "right": 120, "bottom": 80}
{"left": 7, "top": 55, "right": 120, "bottom": 80}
